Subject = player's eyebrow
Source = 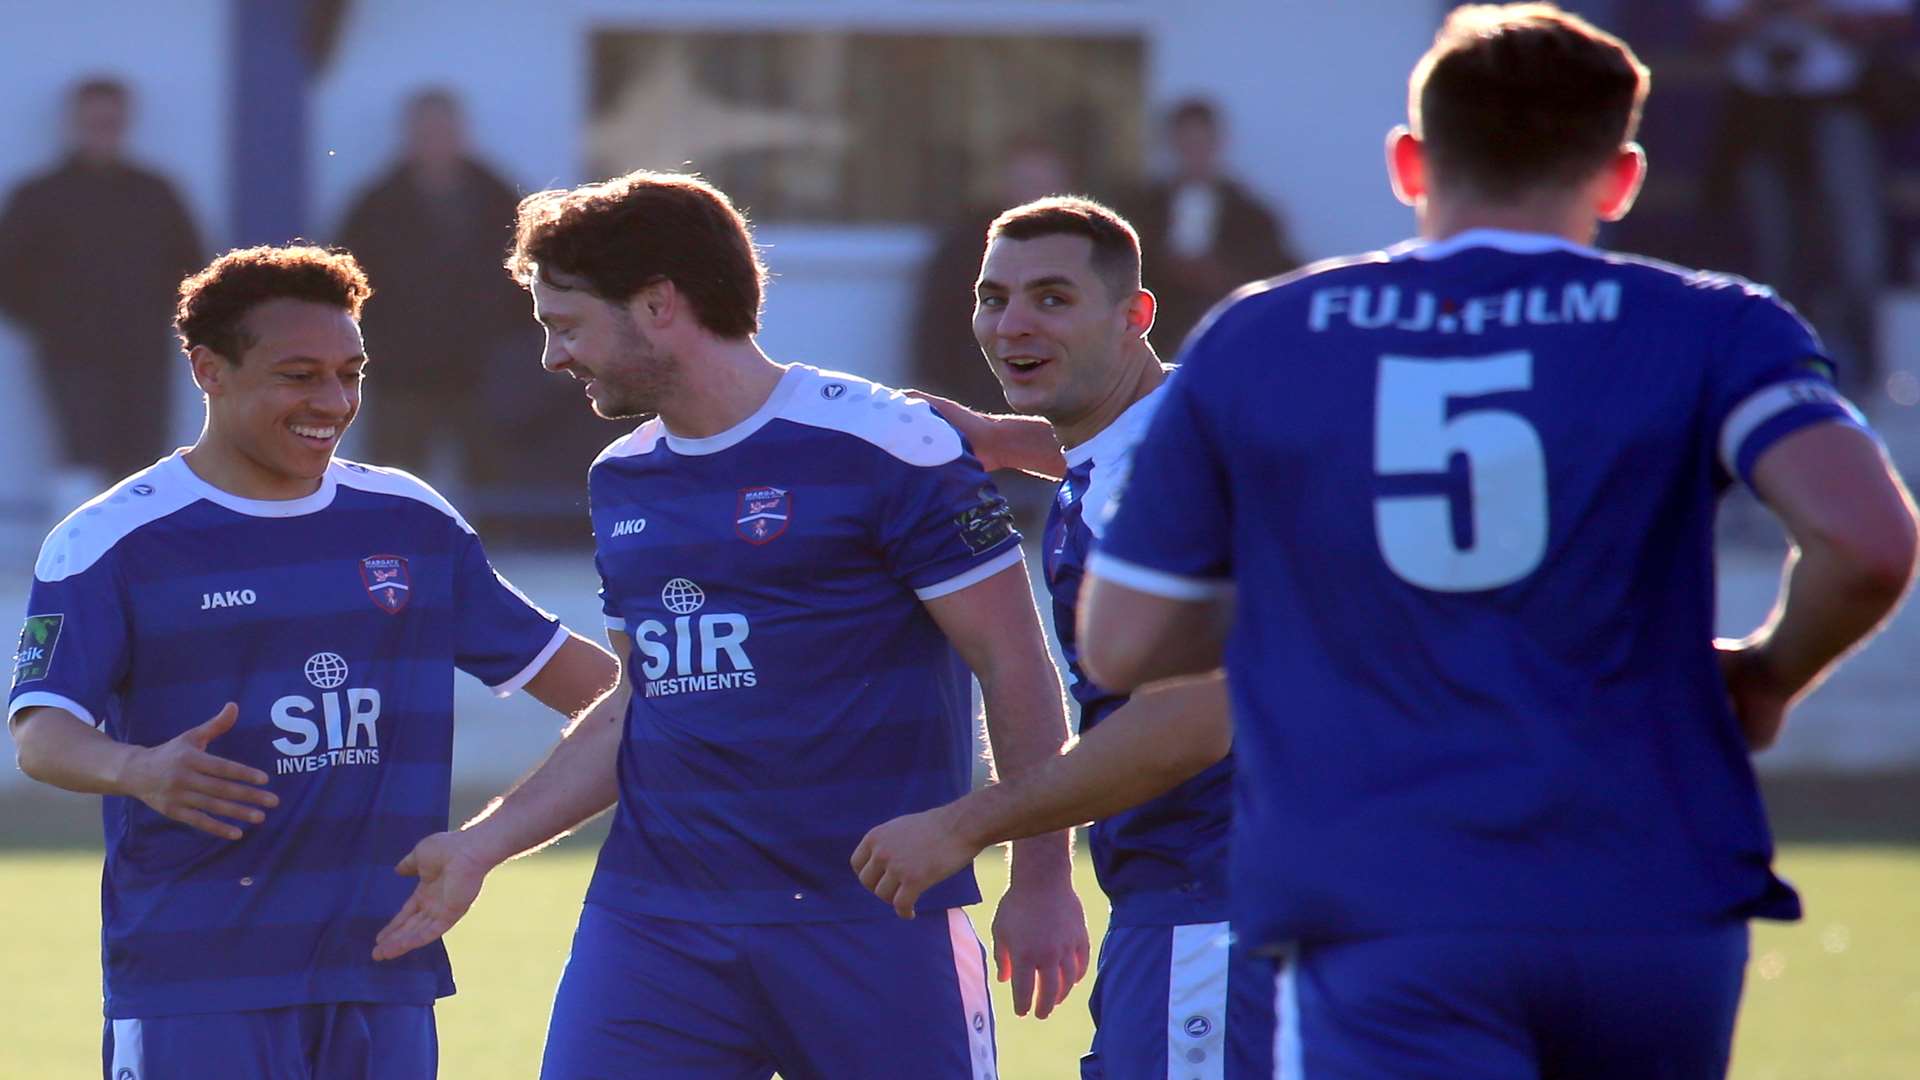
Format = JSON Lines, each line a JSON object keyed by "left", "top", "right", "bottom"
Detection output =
{"left": 975, "top": 277, "right": 1009, "bottom": 295}
{"left": 1021, "top": 275, "right": 1078, "bottom": 292}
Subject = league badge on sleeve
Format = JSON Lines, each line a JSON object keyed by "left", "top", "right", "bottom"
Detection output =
{"left": 359, "top": 555, "right": 412, "bottom": 615}
{"left": 11, "top": 614, "right": 62, "bottom": 684}
{"left": 953, "top": 486, "right": 1016, "bottom": 554}
{"left": 735, "top": 486, "right": 791, "bottom": 545}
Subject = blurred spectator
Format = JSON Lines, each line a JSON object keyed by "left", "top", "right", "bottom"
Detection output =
{"left": 1701, "top": 0, "right": 1914, "bottom": 402}
{"left": 909, "top": 136, "right": 1074, "bottom": 415}
{"left": 0, "top": 78, "right": 202, "bottom": 482}
{"left": 1130, "top": 98, "right": 1300, "bottom": 354}
{"left": 337, "top": 89, "right": 547, "bottom": 492}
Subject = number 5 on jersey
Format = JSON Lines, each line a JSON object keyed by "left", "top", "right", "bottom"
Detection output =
{"left": 1374, "top": 351, "right": 1548, "bottom": 591}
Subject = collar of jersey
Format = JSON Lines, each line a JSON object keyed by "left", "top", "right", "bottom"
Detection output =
{"left": 1395, "top": 228, "right": 1600, "bottom": 261}
{"left": 164, "top": 451, "right": 340, "bottom": 518}
{"left": 658, "top": 363, "right": 806, "bottom": 457}
{"left": 1064, "top": 382, "right": 1168, "bottom": 470}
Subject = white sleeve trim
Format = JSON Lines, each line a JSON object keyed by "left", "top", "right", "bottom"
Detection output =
{"left": 1086, "top": 551, "right": 1231, "bottom": 601}
{"left": 604, "top": 613, "right": 626, "bottom": 631}
{"left": 914, "top": 545, "right": 1025, "bottom": 601}
{"left": 1718, "top": 379, "right": 1863, "bottom": 476}
{"left": 8, "top": 691, "right": 99, "bottom": 729}
{"left": 487, "top": 623, "right": 570, "bottom": 699}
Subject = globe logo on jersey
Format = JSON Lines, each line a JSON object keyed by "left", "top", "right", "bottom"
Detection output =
{"left": 270, "top": 651, "right": 382, "bottom": 775}
{"left": 636, "top": 577, "right": 755, "bottom": 698}
{"left": 735, "top": 485, "right": 790, "bottom": 545}
{"left": 359, "top": 554, "right": 411, "bottom": 615}
{"left": 662, "top": 578, "right": 706, "bottom": 615}
{"left": 305, "top": 651, "right": 349, "bottom": 689}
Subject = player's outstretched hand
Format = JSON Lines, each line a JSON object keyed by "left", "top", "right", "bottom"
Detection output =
{"left": 1716, "top": 640, "right": 1793, "bottom": 751}
{"left": 851, "top": 805, "right": 982, "bottom": 920}
{"left": 372, "top": 831, "right": 492, "bottom": 961}
{"left": 991, "top": 877, "right": 1089, "bottom": 1021}
{"left": 120, "top": 702, "right": 278, "bottom": 841}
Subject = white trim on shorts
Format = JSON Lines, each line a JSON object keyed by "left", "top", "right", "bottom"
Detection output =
{"left": 947, "top": 909, "right": 999, "bottom": 1080}
{"left": 1167, "top": 922, "right": 1233, "bottom": 1079}
{"left": 109, "top": 1018, "right": 145, "bottom": 1079}
{"left": 1275, "top": 945, "right": 1303, "bottom": 1080}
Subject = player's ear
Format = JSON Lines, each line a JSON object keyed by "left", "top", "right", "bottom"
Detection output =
{"left": 1386, "top": 126, "right": 1425, "bottom": 207}
{"left": 629, "top": 279, "right": 677, "bottom": 330}
{"left": 1595, "top": 143, "right": 1646, "bottom": 223}
{"left": 188, "top": 343, "right": 230, "bottom": 396}
{"left": 1125, "top": 288, "right": 1156, "bottom": 339}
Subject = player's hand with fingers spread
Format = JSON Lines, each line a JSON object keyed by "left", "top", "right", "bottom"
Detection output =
{"left": 372, "top": 831, "right": 492, "bottom": 961}
{"left": 117, "top": 702, "right": 278, "bottom": 841}
{"left": 991, "top": 872, "right": 1089, "bottom": 1021}
{"left": 851, "top": 804, "right": 983, "bottom": 920}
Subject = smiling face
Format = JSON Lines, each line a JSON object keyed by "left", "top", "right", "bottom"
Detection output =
{"left": 529, "top": 269, "right": 679, "bottom": 420}
{"left": 196, "top": 299, "right": 365, "bottom": 494}
{"left": 973, "top": 233, "right": 1144, "bottom": 423}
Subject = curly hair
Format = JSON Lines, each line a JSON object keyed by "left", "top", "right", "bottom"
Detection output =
{"left": 507, "top": 171, "right": 765, "bottom": 339}
{"left": 175, "top": 244, "right": 372, "bottom": 364}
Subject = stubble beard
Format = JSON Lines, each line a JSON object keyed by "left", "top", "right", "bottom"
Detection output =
{"left": 593, "top": 315, "right": 679, "bottom": 421}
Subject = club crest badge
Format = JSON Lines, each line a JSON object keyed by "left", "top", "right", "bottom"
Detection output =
{"left": 359, "top": 554, "right": 411, "bottom": 615}
{"left": 735, "top": 486, "right": 790, "bottom": 545}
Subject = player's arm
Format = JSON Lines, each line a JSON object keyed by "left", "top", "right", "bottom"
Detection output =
{"left": 907, "top": 389, "right": 1066, "bottom": 479}
{"left": 923, "top": 563, "right": 1089, "bottom": 1019}
{"left": 372, "top": 631, "right": 627, "bottom": 961}
{"left": 1719, "top": 423, "right": 1918, "bottom": 749}
{"left": 855, "top": 673, "right": 1228, "bottom": 911}
{"left": 1076, "top": 576, "right": 1232, "bottom": 693}
{"left": 11, "top": 703, "right": 278, "bottom": 840}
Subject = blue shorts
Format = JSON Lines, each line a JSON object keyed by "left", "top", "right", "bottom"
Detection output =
{"left": 1277, "top": 924, "right": 1750, "bottom": 1079}
{"left": 541, "top": 902, "right": 996, "bottom": 1080}
{"left": 101, "top": 1002, "right": 436, "bottom": 1080}
{"left": 1081, "top": 922, "right": 1277, "bottom": 1080}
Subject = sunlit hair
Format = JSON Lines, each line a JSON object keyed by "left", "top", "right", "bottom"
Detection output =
{"left": 175, "top": 245, "right": 371, "bottom": 365}
{"left": 987, "top": 196, "right": 1143, "bottom": 300}
{"left": 1409, "top": 2, "right": 1649, "bottom": 200}
{"left": 507, "top": 170, "right": 766, "bottom": 339}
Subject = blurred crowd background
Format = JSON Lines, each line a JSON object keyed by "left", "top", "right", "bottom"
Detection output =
{"left": 0, "top": 0, "right": 1917, "bottom": 777}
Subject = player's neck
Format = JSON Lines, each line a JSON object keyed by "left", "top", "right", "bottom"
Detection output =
{"left": 655, "top": 338, "right": 785, "bottom": 440}
{"left": 1419, "top": 193, "right": 1598, "bottom": 249}
{"left": 183, "top": 434, "right": 325, "bottom": 502}
{"left": 1054, "top": 343, "right": 1166, "bottom": 451}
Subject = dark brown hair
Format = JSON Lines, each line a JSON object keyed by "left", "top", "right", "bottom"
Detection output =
{"left": 174, "top": 245, "right": 371, "bottom": 364}
{"left": 987, "top": 196, "right": 1143, "bottom": 300}
{"left": 507, "top": 170, "right": 766, "bottom": 339}
{"left": 1410, "top": 3, "right": 1649, "bottom": 200}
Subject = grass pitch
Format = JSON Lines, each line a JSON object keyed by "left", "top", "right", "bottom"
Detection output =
{"left": 4, "top": 844, "right": 1916, "bottom": 1077}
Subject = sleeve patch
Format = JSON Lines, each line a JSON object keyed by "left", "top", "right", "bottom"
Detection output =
{"left": 952, "top": 486, "right": 1016, "bottom": 554}
{"left": 11, "top": 614, "right": 62, "bottom": 685}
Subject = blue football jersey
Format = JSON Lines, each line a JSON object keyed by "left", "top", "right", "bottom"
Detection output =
{"left": 1092, "top": 229, "right": 1868, "bottom": 948}
{"left": 7, "top": 453, "right": 565, "bottom": 1018}
{"left": 1044, "top": 386, "right": 1232, "bottom": 926}
{"left": 585, "top": 364, "right": 1024, "bottom": 924}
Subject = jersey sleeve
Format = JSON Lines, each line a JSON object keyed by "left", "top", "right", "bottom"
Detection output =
{"left": 878, "top": 443, "right": 1025, "bottom": 600}
{"left": 1088, "top": 354, "right": 1236, "bottom": 600}
{"left": 7, "top": 560, "right": 129, "bottom": 729}
{"left": 451, "top": 530, "right": 566, "bottom": 698}
{"left": 1709, "top": 287, "right": 1872, "bottom": 490}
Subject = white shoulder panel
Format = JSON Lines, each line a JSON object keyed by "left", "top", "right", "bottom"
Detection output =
{"left": 776, "top": 366, "right": 964, "bottom": 468}
{"left": 592, "top": 420, "right": 666, "bottom": 466}
{"left": 34, "top": 462, "right": 202, "bottom": 583}
{"left": 331, "top": 459, "right": 477, "bottom": 535}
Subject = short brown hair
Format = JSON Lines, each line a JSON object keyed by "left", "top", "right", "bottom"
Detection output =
{"left": 175, "top": 244, "right": 371, "bottom": 364}
{"left": 507, "top": 170, "right": 766, "bottom": 339}
{"left": 1410, "top": 3, "right": 1649, "bottom": 200}
{"left": 987, "top": 196, "right": 1142, "bottom": 300}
